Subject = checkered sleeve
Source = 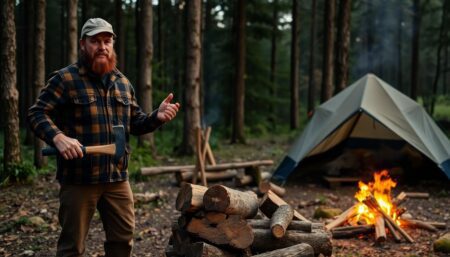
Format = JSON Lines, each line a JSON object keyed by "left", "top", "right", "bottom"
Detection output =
{"left": 128, "top": 85, "right": 164, "bottom": 136}
{"left": 27, "top": 74, "right": 67, "bottom": 146}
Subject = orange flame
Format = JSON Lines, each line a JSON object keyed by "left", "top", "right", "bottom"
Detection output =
{"left": 352, "top": 170, "right": 398, "bottom": 225}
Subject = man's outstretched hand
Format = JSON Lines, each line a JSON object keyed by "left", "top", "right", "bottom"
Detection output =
{"left": 157, "top": 93, "right": 180, "bottom": 122}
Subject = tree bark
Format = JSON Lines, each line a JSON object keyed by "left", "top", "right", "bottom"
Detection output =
{"left": 203, "top": 185, "right": 259, "bottom": 218}
{"left": 330, "top": 225, "right": 374, "bottom": 238}
{"left": 259, "top": 190, "right": 309, "bottom": 222}
{"left": 34, "top": 0, "right": 47, "bottom": 168}
{"left": 290, "top": 0, "right": 300, "bottom": 129}
{"left": 67, "top": 0, "right": 78, "bottom": 64}
{"left": 271, "top": 205, "right": 294, "bottom": 238}
{"left": 307, "top": 0, "right": 316, "bottom": 116}
{"left": 182, "top": 0, "right": 202, "bottom": 154}
{"left": 252, "top": 243, "right": 314, "bottom": 257}
{"left": 1, "top": 0, "right": 22, "bottom": 174}
{"left": 334, "top": 0, "right": 351, "bottom": 92}
{"left": 321, "top": 0, "right": 335, "bottom": 102}
{"left": 410, "top": 0, "right": 421, "bottom": 100}
{"left": 252, "top": 229, "right": 332, "bottom": 257}
{"left": 115, "top": 0, "right": 125, "bottom": 72}
{"left": 231, "top": 0, "right": 246, "bottom": 144}
{"left": 176, "top": 183, "right": 208, "bottom": 213}
{"left": 24, "top": 0, "right": 35, "bottom": 145}
{"left": 137, "top": 0, "right": 155, "bottom": 149}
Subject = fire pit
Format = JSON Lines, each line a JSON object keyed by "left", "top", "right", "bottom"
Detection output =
{"left": 326, "top": 170, "right": 445, "bottom": 243}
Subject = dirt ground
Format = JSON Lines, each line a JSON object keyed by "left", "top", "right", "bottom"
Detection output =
{"left": 1, "top": 173, "right": 449, "bottom": 257}
{"left": 1, "top": 138, "right": 449, "bottom": 257}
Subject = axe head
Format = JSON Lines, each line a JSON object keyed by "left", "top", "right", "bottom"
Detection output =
{"left": 112, "top": 125, "right": 126, "bottom": 163}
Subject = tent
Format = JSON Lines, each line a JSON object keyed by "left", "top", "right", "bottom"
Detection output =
{"left": 272, "top": 74, "right": 450, "bottom": 182}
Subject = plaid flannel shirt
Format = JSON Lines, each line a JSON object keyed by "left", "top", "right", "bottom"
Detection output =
{"left": 28, "top": 61, "right": 163, "bottom": 184}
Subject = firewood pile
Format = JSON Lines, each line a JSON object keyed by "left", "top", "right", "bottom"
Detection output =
{"left": 326, "top": 190, "right": 447, "bottom": 244}
{"left": 166, "top": 183, "right": 332, "bottom": 257}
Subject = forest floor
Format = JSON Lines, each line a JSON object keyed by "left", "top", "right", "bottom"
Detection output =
{"left": 0, "top": 136, "right": 449, "bottom": 257}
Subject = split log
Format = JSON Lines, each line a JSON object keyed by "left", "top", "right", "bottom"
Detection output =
{"left": 141, "top": 160, "right": 274, "bottom": 176}
{"left": 384, "top": 218, "right": 401, "bottom": 242}
{"left": 374, "top": 214, "right": 386, "bottom": 243}
{"left": 204, "top": 212, "right": 228, "bottom": 224}
{"left": 186, "top": 215, "right": 254, "bottom": 249}
{"left": 176, "top": 169, "right": 239, "bottom": 184}
{"left": 247, "top": 219, "right": 322, "bottom": 232}
{"left": 259, "top": 181, "right": 286, "bottom": 197}
{"left": 330, "top": 225, "right": 374, "bottom": 238}
{"left": 252, "top": 229, "right": 332, "bottom": 257}
{"left": 176, "top": 183, "right": 208, "bottom": 213}
{"left": 271, "top": 205, "right": 294, "bottom": 238}
{"left": 364, "top": 195, "right": 414, "bottom": 243}
{"left": 259, "top": 190, "right": 310, "bottom": 222}
{"left": 401, "top": 219, "right": 439, "bottom": 232}
{"left": 325, "top": 204, "right": 357, "bottom": 230}
{"left": 251, "top": 243, "right": 314, "bottom": 257}
{"left": 203, "top": 185, "right": 259, "bottom": 218}
{"left": 186, "top": 242, "right": 236, "bottom": 257}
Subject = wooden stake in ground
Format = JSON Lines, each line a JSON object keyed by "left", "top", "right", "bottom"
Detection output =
{"left": 203, "top": 185, "right": 259, "bottom": 218}
{"left": 194, "top": 127, "right": 207, "bottom": 186}
{"left": 259, "top": 190, "right": 310, "bottom": 222}
{"left": 176, "top": 183, "right": 208, "bottom": 213}
{"left": 251, "top": 243, "right": 314, "bottom": 257}
{"left": 270, "top": 205, "right": 294, "bottom": 238}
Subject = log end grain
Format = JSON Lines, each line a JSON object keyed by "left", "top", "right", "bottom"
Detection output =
{"left": 203, "top": 185, "right": 230, "bottom": 212}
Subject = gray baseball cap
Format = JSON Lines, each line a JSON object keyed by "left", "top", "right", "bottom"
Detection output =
{"left": 80, "top": 18, "right": 116, "bottom": 39}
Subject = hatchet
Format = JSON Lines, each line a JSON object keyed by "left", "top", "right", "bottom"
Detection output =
{"left": 41, "top": 125, "right": 126, "bottom": 163}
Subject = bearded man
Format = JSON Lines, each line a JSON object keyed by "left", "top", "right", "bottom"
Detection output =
{"left": 28, "top": 18, "right": 180, "bottom": 257}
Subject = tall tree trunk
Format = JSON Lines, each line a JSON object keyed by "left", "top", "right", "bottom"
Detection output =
{"left": 231, "top": 0, "right": 246, "bottom": 144}
{"left": 270, "top": 0, "right": 278, "bottom": 129}
{"left": 410, "top": 0, "right": 421, "bottom": 100}
{"left": 397, "top": 6, "right": 403, "bottom": 91}
{"left": 430, "top": 0, "right": 449, "bottom": 115}
{"left": 321, "top": 0, "right": 335, "bottom": 102}
{"left": 335, "top": 0, "right": 351, "bottom": 92}
{"left": 67, "top": 0, "right": 78, "bottom": 64}
{"left": 24, "top": 0, "right": 35, "bottom": 145}
{"left": 307, "top": 0, "right": 316, "bottom": 116}
{"left": 202, "top": 0, "right": 213, "bottom": 126}
{"left": 157, "top": 0, "right": 165, "bottom": 89}
{"left": 115, "top": 0, "right": 125, "bottom": 72}
{"left": 34, "top": 0, "right": 47, "bottom": 168}
{"left": 182, "top": 0, "right": 202, "bottom": 154}
{"left": 444, "top": 41, "right": 448, "bottom": 95}
{"left": 137, "top": 0, "right": 155, "bottom": 150}
{"left": 290, "top": 0, "right": 300, "bottom": 129}
{"left": 1, "top": 0, "right": 22, "bottom": 175}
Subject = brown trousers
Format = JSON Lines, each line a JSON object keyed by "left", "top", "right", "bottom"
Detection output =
{"left": 56, "top": 181, "right": 135, "bottom": 257}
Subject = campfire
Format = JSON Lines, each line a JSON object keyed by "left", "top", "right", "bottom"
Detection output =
{"left": 326, "top": 170, "right": 445, "bottom": 243}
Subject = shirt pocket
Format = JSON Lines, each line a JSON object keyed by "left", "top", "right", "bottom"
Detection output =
{"left": 71, "top": 94, "right": 98, "bottom": 124}
{"left": 72, "top": 94, "right": 97, "bottom": 105}
{"left": 114, "top": 94, "right": 131, "bottom": 125}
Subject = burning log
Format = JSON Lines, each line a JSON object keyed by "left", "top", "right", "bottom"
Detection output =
{"left": 259, "top": 181, "right": 286, "bottom": 197}
{"left": 259, "top": 190, "right": 310, "bottom": 222}
{"left": 374, "top": 214, "right": 386, "bottom": 243}
{"left": 363, "top": 195, "right": 414, "bottom": 243}
{"left": 401, "top": 219, "right": 439, "bottom": 232}
{"left": 247, "top": 219, "right": 322, "bottom": 232}
{"left": 186, "top": 215, "right": 254, "bottom": 249}
{"left": 324, "top": 204, "right": 358, "bottom": 230}
{"left": 251, "top": 243, "right": 314, "bottom": 257}
{"left": 270, "top": 205, "right": 294, "bottom": 238}
{"left": 330, "top": 225, "right": 374, "bottom": 238}
{"left": 384, "top": 218, "right": 402, "bottom": 242}
{"left": 203, "top": 185, "right": 259, "bottom": 218}
{"left": 251, "top": 229, "right": 332, "bottom": 257}
{"left": 176, "top": 183, "right": 208, "bottom": 213}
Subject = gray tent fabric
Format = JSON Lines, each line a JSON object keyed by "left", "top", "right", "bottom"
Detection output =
{"left": 272, "top": 74, "right": 450, "bottom": 182}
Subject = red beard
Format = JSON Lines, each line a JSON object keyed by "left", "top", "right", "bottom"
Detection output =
{"left": 82, "top": 49, "right": 117, "bottom": 76}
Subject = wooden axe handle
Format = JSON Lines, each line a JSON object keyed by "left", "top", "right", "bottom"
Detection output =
{"left": 42, "top": 144, "right": 116, "bottom": 156}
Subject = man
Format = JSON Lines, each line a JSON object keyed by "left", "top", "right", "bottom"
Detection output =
{"left": 28, "top": 18, "right": 180, "bottom": 257}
